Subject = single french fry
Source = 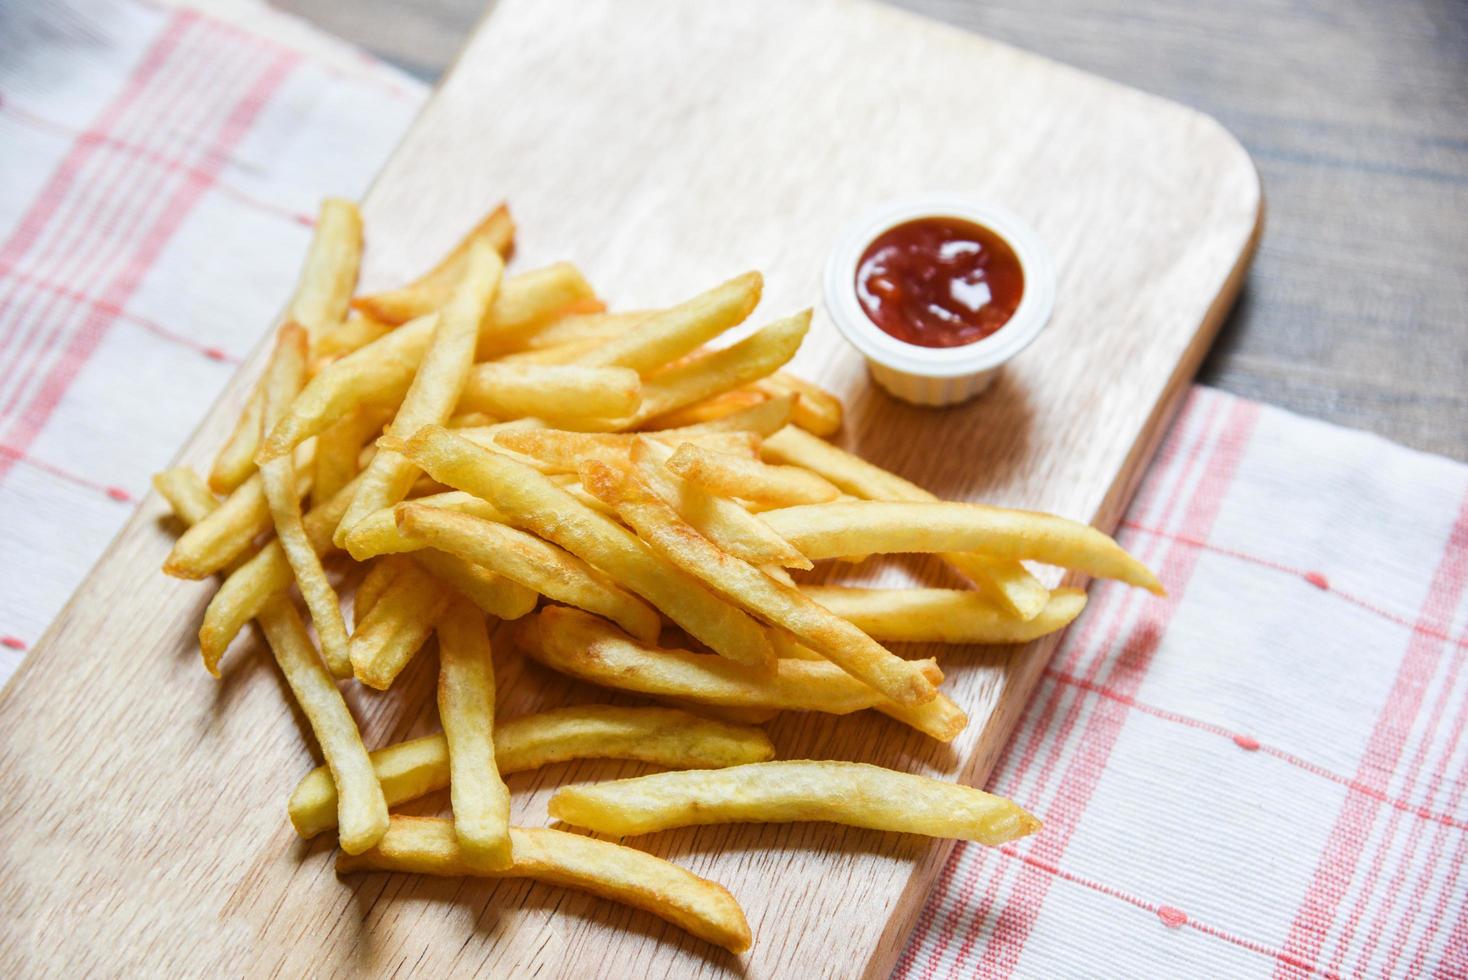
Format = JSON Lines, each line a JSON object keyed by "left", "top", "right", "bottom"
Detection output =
{"left": 761, "top": 425, "right": 1049, "bottom": 619}
{"left": 395, "top": 425, "right": 773, "bottom": 670}
{"left": 458, "top": 363, "right": 641, "bottom": 422}
{"left": 343, "top": 490, "right": 508, "bottom": 560}
{"left": 437, "top": 599, "right": 512, "bottom": 869}
{"left": 804, "top": 586, "right": 1087, "bottom": 644}
{"left": 394, "top": 503, "right": 658, "bottom": 639}
{"left": 631, "top": 440, "right": 810, "bottom": 569}
{"left": 573, "top": 272, "right": 760, "bottom": 374}
{"left": 259, "top": 325, "right": 353, "bottom": 678}
{"left": 762, "top": 500, "right": 1163, "bottom": 593}
{"left": 289, "top": 705, "right": 774, "bottom": 838}
{"left": 350, "top": 560, "right": 452, "bottom": 690}
{"left": 152, "top": 468, "right": 218, "bottom": 526}
{"left": 754, "top": 372, "right": 843, "bottom": 436}
{"left": 208, "top": 385, "right": 264, "bottom": 493}
{"left": 641, "top": 387, "right": 769, "bottom": 429}
{"left": 198, "top": 473, "right": 361, "bottom": 675}
{"left": 631, "top": 311, "right": 810, "bottom": 426}
{"left": 549, "top": 761, "right": 1039, "bottom": 847}
{"left": 515, "top": 607, "right": 965, "bottom": 740}
{"left": 352, "top": 203, "right": 514, "bottom": 324}
{"left": 471, "top": 263, "right": 598, "bottom": 356}
{"left": 312, "top": 310, "right": 392, "bottom": 366}
{"left": 354, "top": 555, "right": 410, "bottom": 626}
{"left": 411, "top": 550, "right": 538, "bottom": 622}
{"left": 666, "top": 443, "right": 840, "bottom": 507}
{"left": 649, "top": 393, "right": 794, "bottom": 438}
{"left": 491, "top": 428, "right": 758, "bottom": 475}
{"left": 336, "top": 818, "right": 752, "bottom": 954}
{"left": 311, "top": 406, "right": 386, "bottom": 509}
{"left": 508, "top": 309, "right": 653, "bottom": 353}
{"left": 492, "top": 337, "right": 606, "bottom": 365}
{"left": 336, "top": 243, "right": 504, "bottom": 544}
{"left": 259, "top": 597, "right": 387, "bottom": 855}
{"left": 581, "top": 461, "right": 938, "bottom": 707}
{"left": 290, "top": 198, "right": 362, "bottom": 342}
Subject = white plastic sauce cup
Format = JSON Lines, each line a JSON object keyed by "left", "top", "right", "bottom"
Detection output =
{"left": 823, "top": 195, "right": 1056, "bottom": 407}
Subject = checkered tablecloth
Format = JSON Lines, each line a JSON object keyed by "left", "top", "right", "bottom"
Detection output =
{"left": 1, "top": 2, "right": 1464, "bottom": 976}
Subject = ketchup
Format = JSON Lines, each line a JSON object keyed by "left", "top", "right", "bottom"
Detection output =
{"left": 855, "top": 217, "right": 1025, "bottom": 348}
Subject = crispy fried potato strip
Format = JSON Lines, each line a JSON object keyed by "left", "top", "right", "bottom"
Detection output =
{"left": 290, "top": 198, "right": 362, "bottom": 342}
{"left": 506, "top": 309, "right": 652, "bottom": 355}
{"left": 581, "top": 462, "right": 937, "bottom": 706}
{"left": 354, "top": 555, "right": 409, "bottom": 625}
{"left": 337, "top": 818, "right": 752, "bottom": 953}
{"left": 805, "top": 586, "right": 1087, "bottom": 644}
{"left": 349, "top": 560, "right": 451, "bottom": 690}
{"left": 289, "top": 705, "right": 774, "bottom": 838}
{"left": 763, "top": 500, "right": 1162, "bottom": 593}
{"left": 152, "top": 468, "right": 219, "bottom": 526}
{"left": 650, "top": 393, "right": 794, "bottom": 438}
{"left": 352, "top": 203, "right": 514, "bottom": 324}
{"left": 395, "top": 503, "right": 660, "bottom": 641}
{"left": 259, "top": 598, "right": 387, "bottom": 855}
{"left": 395, "top": 425, "right": 773, "bottom": 670}
{"left": 761, "top": 425, "right": 1049, "bottom": 619}
{"left": 311, "top": 406, "right": 386, "bottom": 509}
{"left": 573, "top": 271, "right": 760, "bottom": 374}
{"left": 492, "top": 428, "right": 757, "bottom": 475}
{"left": 343, "top": 490, "right": 507, "bottom": 560}
{"left": 208, "top": 385, "right": 264, "bottom": 494}
{"left": 753, "top": 372, "right": 842, "bottom": 436}
{"left": 644, "top": 387, "right": 769, "bottom": 429}
{"left": 549, "top": 760, "right": 1039, "bottom": 846}
{"left": 458, "top": 363, "right": 641, "bottom": 422}
{"left": 515, "top": 607, "right": 964, "bottom": 740}
{"left": 411, "top": 550, "right": 538, "bottom": 621}
{"left": 666, "top": 443, "right": 840, "bottom": 507}
{"left": 437, "top": 599, "right": 512, "bottom": 869}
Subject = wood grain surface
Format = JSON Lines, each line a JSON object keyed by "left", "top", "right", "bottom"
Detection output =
{"left": 280, "top": 0, "right": 1468, "bottom": 462}
{"left": 0, "top": 0, "right": 1261, "bottom": 975}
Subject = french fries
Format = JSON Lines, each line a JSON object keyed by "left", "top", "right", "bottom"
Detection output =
{"left": 354, "top": 555, "right": 408, "bottom": 625}
{"left": 163, "top": 446, "right": 311, "bottom": 580}
{"left": 581, "top": 461, "right": 938, "bottom": 707}
{"left": 350, "top": 560, "right": 451, "bottom": 690}
{"left": 458, "top": 363, "right": 641, "bottom": 421}
{"left": 207, "top": 387, "right": 264, "bottom": 493}
{"left": 436, "top": 599, "right": 512, "bottom": 869}
{"left": 804, "top": 586, "right": 1087, "bottom": 644}
{"left": 762, "top": 500, "right": 1163, "bottom": 593}
{"left": 338, "top": 818, "right": 752, "bottom": 953}
{"left": 491, "top": 427, "right": 757, "bottom": 475}
{"left": 650, "top": 393, "right": 794, "bottom": 438}
{"left": 666, "top": 442, "right": 840, "bottom": 506}
{"left": 290, "top": 198, "right": 363, "bottom": 341}
{"left": 410, "top": 550, "right": 538, "bottom": 621}
{"left": 335, "top": 243, "right": 503, "bottom": 542}
{"left": 394, "top": 502, "right": 661, "bottom": 641}
{"left": 152, "top": 468, "right": 220, "bottom": 526}
{"left": 289, "top": 705, "right": 775, "bottom": 838}
{"left": 514, "top": 607, "right": 966, "bottom": 740}
{"left": 311, "top": 406, "right": 387, "bottom": 509}
{"left": 573, "top": 271, "right": 760, "bottom": 373}
{"left": 394, "top": 425, "right": 774, "bottom": 670}
{"left": 754, "top": 372, "right": 843, "bottom": 435}
{"left": 342, "top": 489, "right": 507, "bottom": 560}
{"left": 352, "top": 203, "right": 514, "bottom": 324}
{"left": 551, "top": 761, "right": 1040, "bottom": 846}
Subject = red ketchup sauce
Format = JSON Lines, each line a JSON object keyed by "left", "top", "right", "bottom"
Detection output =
{"left": 854, "top": 216, "right": 1025, "bottom": 348}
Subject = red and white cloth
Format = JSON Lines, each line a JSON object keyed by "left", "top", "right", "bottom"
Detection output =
{"left": 1, "top": 2, "right": 1464, "bottom": 976}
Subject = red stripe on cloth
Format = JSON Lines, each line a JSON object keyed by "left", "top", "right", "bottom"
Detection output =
{"left": 962, "top": 399, "right": 1260, "bottom": 978}
{"left": 906, "top": 394, "right": 1231, "bottom": 977}
{"left": 0, "top": 443, "right": 134, "bottom": 501}
{"left": 1273, "top": 490, "right": 1468, "bottom": 978}
{"left": 0, "top": 46, "right": 296, "bottom": 484}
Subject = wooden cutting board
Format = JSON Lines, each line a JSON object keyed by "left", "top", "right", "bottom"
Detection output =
{"left": 0, "top": 0, "right": 1261, "bottom": 975}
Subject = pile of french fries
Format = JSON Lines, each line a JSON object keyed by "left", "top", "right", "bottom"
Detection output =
{"left": 154, "top": 199, "right": 1162, "bottom": 954}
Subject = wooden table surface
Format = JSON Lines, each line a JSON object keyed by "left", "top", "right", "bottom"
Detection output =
{"left": 277, "top": 0, "right": 1468, "bottom": 462}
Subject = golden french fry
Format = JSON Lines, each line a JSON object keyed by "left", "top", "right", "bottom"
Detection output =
{"left": 352, "top": 203, "right": 514, "bottom": 324}
{"left": 666, "top": 442, "right": 840, "bottom": 507}
{"left": 549, "top": 761, "right": 1039, "bottom": 847}
{"left": 631, "top": 440, "right": 810, "bottom": 569}
{"left": 354, "top": 555, "right": 410, "bottom": 625}
{"left": 649, "top": 393, "right": 794, "bottom": 438}
{"left": 290, "top": 198, "right": 362, "bottom": 341}
{"left": 289, "top": 704, "right": 775, "bottom": 838}
{"left": 470, "top": 263, "right": 598, "bottom": 356}
{"left": 312, "top": 310, "right": 392, "bottom": 366}
{"left": 753, "top": 372, "right": 843, "bottom": 436}
{"left": 437, "top": 599, "right": 512, "bottom": 869}
{"left": 581, "top": 462, "right": 937, "bottom": 707}
{"left": 458, "top": 363, "right": 641, "bottom": 422}
{"left": 343, "top": 490, "right": 508, "bottom": 560}
{"left": 507, "top": 309, "right": 653, "bottom": 353}
{"left": 514, "top": 607, "right": 964, "bottom": 740}
{"left": 642, "top": 387, "right": 769, "bottom": 429}
{"left": 198, "top": 473, "right": 361, "bottom": 675}
{"left": 335, "top": 243, "right": 504, "bottom": 543}
{"left": 394, "top": 425, "right": 773, "bottom": 670}
{"left": 350, "top": 560, "right": 451, "bottom": 690}
{"left": 311, "top": 406, "right": 386, "bottom": 509}
{"left": 804, "top": 586, "right": 1087, "bottom": 644}
{"left": 762, "top": 500, "right": 1163, "bottom": 593}
{"left": 163, "top": 449, "right": 310, "bottom": 580}
{"left": 259, "top": 597, "right": 387, "bottom": 855}
{"left": 411, "top": 550, "right": 538, "bottom": 621}
{"left": 152, "top": 468, "right": 218, "bottom": 526}
{"left": 573, "top": 272, "right": 760, "bottom": 374}
{"left": 259, "top": 325, "right": 353, "bottom": 678}
{"left": 208, "top": 385, "right": 264, "bottom": 493}
{"left": 492, "top": 337, "right": 605, "bottom": 365}
{"left": 337, "top": 818, "right": 752, "bottom": 954}
{"left": 632, "top": 311, "right": 810, "bottom": 426}
{"left": 761, "top": 425, "right": 1049, "bottom": 619}
{"left": 491, "top": 428, "right": 758, "bottom": 475}
{"left": 395, "top": 503, "right": 660, "bottom": 641}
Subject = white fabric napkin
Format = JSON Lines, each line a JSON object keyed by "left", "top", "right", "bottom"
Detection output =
{"left": 1, "top": 2, "right": 1463, "bottom": 976}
